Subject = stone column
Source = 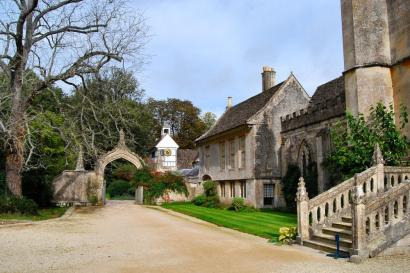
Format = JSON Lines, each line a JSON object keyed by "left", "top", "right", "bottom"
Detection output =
{"left": 135, "top": 186, "right": 144, "bottom": 205}
{"left": 296, "top": 177, "right": 309, "bottom": 244}
{"left": 372, "top": 143, "right": 385, "bottom": 194}
{"left": 350, "top": 182, "right": 369, "bottom": 262}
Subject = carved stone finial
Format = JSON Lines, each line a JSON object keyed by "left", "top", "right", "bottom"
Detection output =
{"left": 351, "top": 184, "right": 365, "bottom": 205}
{"left": 118, "top": 129, "right": 126, "bottom": 147}
{"left": 372, "top": 143, "right": 385, "bottom": 165}
{"left": 75, "top": 147, "right": 85, "bottom": 171}
{"left": 296, "top": 177, "right": 309, "bottom": 202}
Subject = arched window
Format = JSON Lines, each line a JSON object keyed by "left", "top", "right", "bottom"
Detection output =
{"left": 298, "top": 141, "right": 311, "bottom": 177}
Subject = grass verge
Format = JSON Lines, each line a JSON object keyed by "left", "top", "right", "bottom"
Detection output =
{"left": 162, "top": 202, "right": 296, "bottom": 241}
{"left": 0, "top": 207, "right": 68, "bottom": 222}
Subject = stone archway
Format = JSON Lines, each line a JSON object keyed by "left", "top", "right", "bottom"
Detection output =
{"left": 52, "top": 130, "right": 145, "bottom": 205}
{"left": 94, "top": 130, "right": 144, "bottom": 204}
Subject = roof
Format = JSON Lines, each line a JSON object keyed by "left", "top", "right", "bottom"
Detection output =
{"left": 310, "top": 76, "right": 345, "bottom": 107}
{"left": 281, "top": 76, "right": 346, "bottom": 132}
{"left": 155, "top": 134, "right": 179, "bottom": 149}
{"left": 178, "top": 167, "right": 200, "bottom": 177}
{"left": 177, "top": 149, "right": 199, "bottom": 169}
{"left": 196, "top": 81, "right": 285, "bottom": 142}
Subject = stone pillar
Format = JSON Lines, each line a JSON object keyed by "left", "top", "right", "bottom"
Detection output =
{"left": 372, "top": 144, "right": 385, "bottom": 194}
{"left": 350, "top": 182, "right": 369, "bottom": 262}
{"left": 296, "top": 177, "right": 309, "bottom": 244}
{"left": 342, "top": 0, "right": 393, "bottom": 119}
{"left": 135, "top": 186, "right": 144, "bottom": 205}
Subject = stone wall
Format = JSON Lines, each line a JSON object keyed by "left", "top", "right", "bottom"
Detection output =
{"left": 281, "top": 94, "right": 345, "bottom": 133}
{"left": 253, "top": 78, "right": 310, "bottom": 179}
{"left": 341, "top": 0, "right": 410, "bottom": 139}
{"left": 52, "top": 170, "right": 98, "bottom": 205}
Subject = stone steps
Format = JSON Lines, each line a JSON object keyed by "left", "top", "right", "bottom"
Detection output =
{"left": 322, "top": 227, "right": 352, "bottom": 239}
{"left": 312, "top": 233, "right": 352, "bottom": 249}
{"left": 332, "top": 221, "right": 352, "bottom": 230}
{"left": 304, "top": 214, "right": 353, "bottom": 257}
{"left": 303, "top": 239, "right": 350, "bottom": 257}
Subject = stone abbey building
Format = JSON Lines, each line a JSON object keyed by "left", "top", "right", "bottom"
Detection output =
{"left": 196, "top": 0, "right": 410, "bottom": 209}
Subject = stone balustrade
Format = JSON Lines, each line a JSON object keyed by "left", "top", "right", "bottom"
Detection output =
{"left": 296, "top": 144, "right": 410, "bottom": 260}
{"left": 362, "top": 180, "right": 410, "bottom": 257}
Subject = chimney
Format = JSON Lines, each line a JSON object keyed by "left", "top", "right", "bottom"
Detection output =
{"left": 227, "top": 96, "right": 233, "bottom": 109}
{"left": 261, "top": 66, "right": 276, "bottom": 92}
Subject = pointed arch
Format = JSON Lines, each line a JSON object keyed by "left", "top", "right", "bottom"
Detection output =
{"left": 297, "top": 140, "right": 312, "bottom": 177}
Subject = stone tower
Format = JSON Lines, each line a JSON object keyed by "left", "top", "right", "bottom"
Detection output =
{"left": 341, "top": 0, "right": 410, "bottom": 138}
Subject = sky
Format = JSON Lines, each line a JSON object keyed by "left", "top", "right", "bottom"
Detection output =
{"left": 131, "top": 0, "right": 344, "bottom": 117}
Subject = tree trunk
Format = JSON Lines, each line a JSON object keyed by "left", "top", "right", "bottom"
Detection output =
{"left": 5, "top": 149, "right": 23, "bottom": 196}
{"left": 5, "top": 66, "right": 25, "bottom": 196}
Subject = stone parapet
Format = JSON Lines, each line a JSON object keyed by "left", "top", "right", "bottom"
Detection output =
{"left": 280, "top": 94, "right": 345, "bottom": 132}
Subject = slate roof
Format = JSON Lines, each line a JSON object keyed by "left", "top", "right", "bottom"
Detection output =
{"left": 177, "top": 149, "right": 199, "bottom": 169}
{"left": 310, "top": 76, "right": 345, "bottom": 107}
{"left": 196, "top": 81, "right": 285, "bottom": 142}
{"left": 280, "top": 76, "right": 346, "bottom": 132}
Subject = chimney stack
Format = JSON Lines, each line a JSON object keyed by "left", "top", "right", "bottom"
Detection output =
{"left": 227, "top": 96, "right": 233, "bottom": 109}
{"left": 261, "top": 66, "right": 276, "bottom": 92}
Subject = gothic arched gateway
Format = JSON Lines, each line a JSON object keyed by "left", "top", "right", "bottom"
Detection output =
{"left": 52, "top": 130, "right": 145, "bottom": 205}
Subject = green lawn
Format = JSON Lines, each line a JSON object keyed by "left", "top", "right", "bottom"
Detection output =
{"left": 162, "top": 202, "right": 296, "bottom": 241}
{"left": 0, "top": 207, "right": 68, "bottom": 223}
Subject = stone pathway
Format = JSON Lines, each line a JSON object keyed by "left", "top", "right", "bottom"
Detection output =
{"left": 0, "top": 201, "right": 409, "bottom": 273}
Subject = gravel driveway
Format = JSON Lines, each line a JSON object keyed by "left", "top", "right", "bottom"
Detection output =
{"left": 0, "top": 201, "right": 409, "bottom": 273}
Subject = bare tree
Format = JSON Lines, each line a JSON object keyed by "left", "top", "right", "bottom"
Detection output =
{"left": 0, "top": 0, "right": 147, "bottom": 196}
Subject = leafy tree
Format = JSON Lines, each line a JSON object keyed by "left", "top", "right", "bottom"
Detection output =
{"left": 63, "top": 68, "right": 156, "bottom": 165}
{"left": 326, "top": 102, "right": 409, "bottom": 182}
{"left": 202, "top": 112, "right": 217, "bottom": 130}
{"left": 0, "top": 0, "right": 147, "bottom": 196}
{"left": 147, "top": 98, "right": 208, "bottom": 148}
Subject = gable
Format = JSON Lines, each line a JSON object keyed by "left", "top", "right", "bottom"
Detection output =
{"left": 156, "top": 134, "right": 179, "bottom": 149}
{"left": 196, "top": 82, "right": 285, "bottom": 142}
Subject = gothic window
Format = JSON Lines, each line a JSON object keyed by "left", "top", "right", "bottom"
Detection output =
{"left": 298, "top": 141, "right": 311, "bottom": 177}
{"left": 230, "top": 181, "right": 235, "bottom": 197}
{"left": 220, "top": 182, "right": 226, "bottom": 197}
{"left": 219, "top": 141, "right": 226, "bottom": 170}
{"left": 204, "top": 146, "right": 210, "bottom": 170}
{"left": 238, "top": 136, "right": 246, "bottom": 169}
{"left": 228, "top": 139, "right": 235, "bottom": 169}
{"left": 240, "top": 181, "right": 246, "bottom": 198}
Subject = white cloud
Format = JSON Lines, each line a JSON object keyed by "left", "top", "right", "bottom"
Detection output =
{"left": 132, "top": 0, "right": 344, "bottom": 115}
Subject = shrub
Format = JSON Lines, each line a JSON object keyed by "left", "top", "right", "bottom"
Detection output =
{"left": 278, "top": 226, "right": 297, "bottom": 245}
{"left": 203, "top": 180, "right": 217, "bottom": 197}
{"left": 203, "top": 195, "right": 219, "bottom": 208}
{"left": 192, "top": 194, "right": 219, "bottom": 208}
{"left": 11, "top": 197, "right": 39, "bottom": 215}
{"left": 142, "top": 171, "right": 188, "bottom": 204}
{"left": 0, "top": 196, "right": 11, "bottom": 212}
{"left": 193, "top": 194, "right": 206, "bottom": 206}
{"left": 107, "top": 180, "right": 131, "bottom": 197}
{"left": 229, "top": 197, "right": 245, "bottom": 211}
{"left": 282, "top": 164, "right": 301, "bottom": 211}
{"left": 228, "top": 197, "right": 255, "bottom": 212}
{"left": 192, "top": 180, "right": 219, "bottom": 208}
{"left": 0, "top": 196, "right": 38, "bottom": 215}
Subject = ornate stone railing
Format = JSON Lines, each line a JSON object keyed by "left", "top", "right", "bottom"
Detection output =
{"left": 297, "top": 144, "right": 410, "bottom": 260}
{"left": 358, "top": 180, "right": 410, "bottom": 257}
